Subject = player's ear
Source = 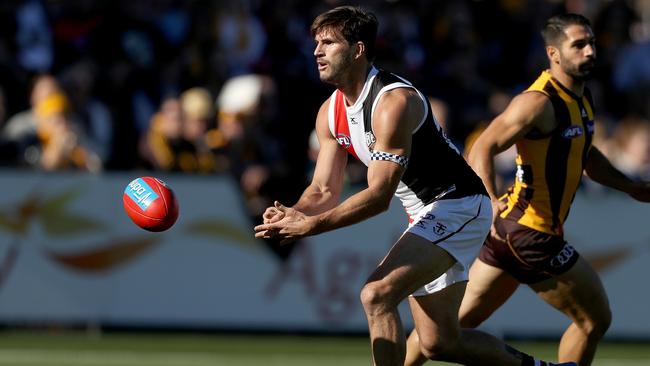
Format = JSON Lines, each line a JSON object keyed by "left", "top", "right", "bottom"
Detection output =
{"left": 546, "top": 45, "right": 560, "bottom": 64}
{"left": 355, "top": 41, "right": 365, "bottom": 60}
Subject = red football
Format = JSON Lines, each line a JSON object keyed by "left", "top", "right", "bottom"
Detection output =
{"left": 122, "top": 177, "right": 179, "bottom": 232}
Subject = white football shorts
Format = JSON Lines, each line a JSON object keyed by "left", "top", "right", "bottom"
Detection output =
{"left": 406, "top": 194, "right": 492, "bottom": 297}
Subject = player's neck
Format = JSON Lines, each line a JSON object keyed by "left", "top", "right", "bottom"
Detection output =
{"left": 338, "top": 64, "right": 373, "bottom": 106}
{"left": 550, "top": 68, "right": 585, "bottom": 97}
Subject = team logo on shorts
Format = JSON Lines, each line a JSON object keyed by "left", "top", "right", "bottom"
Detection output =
{"left": 414, "top": 213, "right": 435, "bottom": 230}
{"left": 433, "top": 222, "right": 447, "bottom": 236}
{"left": 550, "top": 243, "right": 576, "bottom": 268}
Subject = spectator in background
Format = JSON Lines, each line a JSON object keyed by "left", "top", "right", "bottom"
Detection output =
{"left": 139, "top": 90, "right": 218, "bottom": 174}
{"left": 216, "top": 73, "right": 301, "bottom": 260}
{"left": 14, "top": 0, "right": 53, "bottom": 73}
{"left": 140, "top": 96, "right": 193, "bottom": 172}
{"left": 179, "top": 87, "right": 218, "bottom": 173}
{"left": 60, "top": 60, "right": 114, "bottom": 163}
{"left": 212, "top": 4, "right": 267, "bottom": 79}
{"left": 1, "top": 74, "right": 104, "bottom": 170}
{"left": 2, "top": 74, "right": 60, "bottom": 142}
{"left": 9, "top": 88, "right": 102, "bottom": 171}
{"left": 215, "top": 74, "right": 277, "bottom": 215}
{"left": 33, "top": 91, "right": 101, "bottom": 171}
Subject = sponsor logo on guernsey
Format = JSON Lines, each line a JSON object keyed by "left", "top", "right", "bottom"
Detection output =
{"left": 562, "top": 125, "right": 583, "bottom": 139}
{"left": 586, "top": 120, "right": 595, "bottom": 134}
{"left": 350, "top": 116, "right": 358, "bottom": 124}
{"left": 125, "top": 178, "right": 159, "bottom": 211}
{"left": 581, "top": 108, "right": 587, "bottom": 118}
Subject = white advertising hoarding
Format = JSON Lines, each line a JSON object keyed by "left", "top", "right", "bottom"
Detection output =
{"left": 0, "top": 170, "right": 648, "bottom": 338}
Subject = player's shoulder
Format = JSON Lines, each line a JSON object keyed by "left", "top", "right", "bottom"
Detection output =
{"left": 509, "top": 91, "right": 554, "bottom": 118}
{"left": 378, "top": 87, "right": 421, "bottom": 108}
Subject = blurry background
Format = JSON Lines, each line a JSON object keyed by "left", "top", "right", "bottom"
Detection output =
{"left": 0, "top": 0, "right": 650, "bottom": 365}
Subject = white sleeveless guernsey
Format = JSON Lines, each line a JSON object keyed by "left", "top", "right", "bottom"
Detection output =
{"left": 326, "top": 67, "right": 486, "bottom": 220}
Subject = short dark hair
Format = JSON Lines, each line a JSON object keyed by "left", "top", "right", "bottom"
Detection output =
{"left": 541, "top": 13, "right": 592, "bottom": 47}
{"left": 310, "top": 6, "right": 378, "bottom": 62}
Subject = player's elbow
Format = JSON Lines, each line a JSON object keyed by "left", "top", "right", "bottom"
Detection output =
{"left": 377, "top": 196, "right": 392, "bottom": 213}
{"left": 467, "top": 143, "right": 497, "bottom": 172}
{"left": 371, "top": 190, "right": 393, "bottom": 213}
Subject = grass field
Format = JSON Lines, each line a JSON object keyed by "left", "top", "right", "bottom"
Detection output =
{"left": 0, "top": 331, "right": 649, "bottom": 366}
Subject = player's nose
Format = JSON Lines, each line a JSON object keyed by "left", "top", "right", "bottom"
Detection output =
{"left": 314, "top": 43, "right": 324, "bottom": 57}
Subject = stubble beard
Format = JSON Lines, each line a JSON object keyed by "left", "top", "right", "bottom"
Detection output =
{"left": 319, "top": 53, "right": 354, "bottom": 86}
{"left": 562, "top": 56, "right": 596, "bottom": 82}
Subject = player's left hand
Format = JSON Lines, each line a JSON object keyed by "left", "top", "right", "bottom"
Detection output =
{"left": 254, "top": 201, "right": 316, "bottom": 244}
{"left": 628, "top": 181, "right": 650, "bottom": 202}
{"left": 262, "top": 204, "right": 285, "bottom": 224}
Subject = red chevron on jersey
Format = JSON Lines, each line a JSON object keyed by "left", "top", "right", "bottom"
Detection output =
{"left": 333, "top": 90, "right": 359, "bottom": 160}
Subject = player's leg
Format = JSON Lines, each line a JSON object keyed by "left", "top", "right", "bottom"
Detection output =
{"left": 530, "top": 256, "right": 611, "bottom": 365}
{"left": 404, "top": 329, "right": 428, "bottom": 366}
{"left": 398, "top": 195, "right": 573, "bottom": 366}
{"left": 404, "top": 259, "right": 519, "bottom": 366}
{"left": 409, "top": 282, "right": 570, "bottom": 366}
{"left": 360, "top": 232, "right": 457, "bottom": 366}
{"left": 459, "top": 258, "right": 520, "bottom": 327}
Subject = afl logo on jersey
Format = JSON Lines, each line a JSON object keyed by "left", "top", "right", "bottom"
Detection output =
{"left": 336, "top": 133, "right": 352, "bottom": 149}
{"left": 562, "top": 125, "right": 583, "bottom": 139}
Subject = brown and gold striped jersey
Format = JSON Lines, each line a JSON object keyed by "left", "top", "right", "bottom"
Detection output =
{"left": 499, "top": 70, "right": 595, "bottom": 235}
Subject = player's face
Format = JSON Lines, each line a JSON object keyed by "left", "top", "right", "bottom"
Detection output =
{"left": 558, "top": 24, "right": 596, "bottom": 81}
{"left": 313, "top": 29, "right": 355, "bottom": 84}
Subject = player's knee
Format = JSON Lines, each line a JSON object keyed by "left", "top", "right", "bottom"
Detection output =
{"left": 576, "top": 303, "right": 612, "bottom": 338}
{"left": 359, "top": 281, "right": 396, "bottom": 314}
{"left": 418, "top": 330, "right": 460, "bottom": 361}
{"left": 359, "top": 282, "right": 387, "bottom": 313}
{"left": 586, "top": 306, "right": 612, "bottom": 337}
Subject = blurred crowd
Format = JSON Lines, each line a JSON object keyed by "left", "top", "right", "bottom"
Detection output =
{"left": 1, "top": 0, "right": 649, "bottom": 217}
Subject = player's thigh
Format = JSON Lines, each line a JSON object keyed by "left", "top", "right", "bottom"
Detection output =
{"left": 529, "top": 256, "right": 610, "bottom": 322}
{"left": 408, "top": 281, "right": 466, "bottom": 348}
{"left": 365, "top": 232, "right": 458, "bottom": 304}
{"left": 459, "top": 258, "right": 519, "bottom": 327}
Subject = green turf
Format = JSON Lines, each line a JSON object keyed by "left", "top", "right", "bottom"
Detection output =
{"left": 0, "top": 331, "right": 648, "bottom": 365}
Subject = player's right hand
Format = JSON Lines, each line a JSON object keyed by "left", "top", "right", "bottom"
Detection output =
{"left": 490, "top": 199, "right": 507, "bottom": 241}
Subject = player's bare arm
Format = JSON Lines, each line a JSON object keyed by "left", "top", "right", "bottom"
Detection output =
{"left": 467, "top": 91, "right": 554, "bottom": 204}
{"left": 293, "top": 98, "right": 349, "bottom": 214}
{"left": 585, "top": 146, "right": 650, "bottom": 202}
{"left": 254, "top": 88, "right": 421, "bottom": 242}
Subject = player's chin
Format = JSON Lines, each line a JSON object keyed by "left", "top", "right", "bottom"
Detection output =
{"left": 576, "top": 64, "right": 595, "bottom": 79}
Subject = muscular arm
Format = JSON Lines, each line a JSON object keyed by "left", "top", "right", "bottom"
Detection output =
{"left": 311, "top": 88, "right": 419, "bottom": 233}
{"left": 255, "top": 88, "right": 422, "bottom": 241}
{"left": 292, "top": 99, "right": 348, "bottom": 215}
{"left": 585, "top": 146, "right": 650, "bottom": 201}
{"left": 467, "top": 92, "right": 554, "bottom": 201}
